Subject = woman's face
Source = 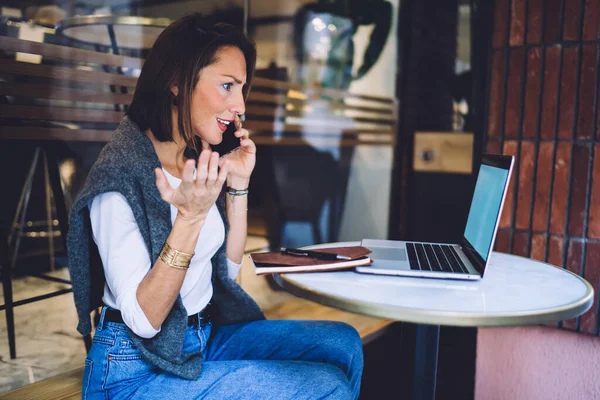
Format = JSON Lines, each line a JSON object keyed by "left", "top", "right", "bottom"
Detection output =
{"left": 188, "top": 46, "right": 247, "bottom": 146}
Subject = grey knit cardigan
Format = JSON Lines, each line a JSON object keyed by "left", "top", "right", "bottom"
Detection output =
{"left": 67, "top": 116, "right": 265, "bottom": 379}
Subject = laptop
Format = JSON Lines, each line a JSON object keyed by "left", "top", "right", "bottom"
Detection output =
{"left": 355, "top": 153, "right": 514, "bottom": 281}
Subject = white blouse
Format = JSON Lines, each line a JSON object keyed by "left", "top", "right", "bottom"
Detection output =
{"left": 89, "top": 168, "right": 241, "bottom": 339}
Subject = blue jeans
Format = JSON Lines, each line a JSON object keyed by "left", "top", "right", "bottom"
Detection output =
{"left": 83, "top": 307, "right": 363, "bottom": 399}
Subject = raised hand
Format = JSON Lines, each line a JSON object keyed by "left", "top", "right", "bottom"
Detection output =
{"left": 220, "top": 115, "right": 256, "bottom": 180}
{"left": 155, "top": 150, "right": 229, "bottom": 222}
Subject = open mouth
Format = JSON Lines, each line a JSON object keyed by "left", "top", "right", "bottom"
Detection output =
{"left": 216, "top": 117, "right": 232, "bottom": 132}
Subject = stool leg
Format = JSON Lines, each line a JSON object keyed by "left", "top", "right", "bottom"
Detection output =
{"left": 1, "top": 234, "right": 16, "bottom": 359}
{"left": 3, "top": 147, "right": 41, "bottom": 359}
{"left": 43, "top": 152, "right": 56, "bottom": 271}
{"left": 44, "top": 147, "right": 69, "bottom": 249}
{"left": 8, "top": 148, "right": 40, "bottom": 249}
{"left": 8, "top": 148, "right": 39, "bottom": 251}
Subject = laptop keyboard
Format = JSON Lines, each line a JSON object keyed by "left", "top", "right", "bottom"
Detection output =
{"left": 406, "top": 243, "right": 469, "bottom": 273}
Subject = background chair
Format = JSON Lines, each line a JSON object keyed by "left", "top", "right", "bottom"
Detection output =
{"left": 267, "top": 144, "right": 341, "bottom": 249}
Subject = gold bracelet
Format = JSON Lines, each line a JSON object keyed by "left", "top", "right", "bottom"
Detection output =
{"left": 159, "top": 242, "right": 194, "bottom": 270}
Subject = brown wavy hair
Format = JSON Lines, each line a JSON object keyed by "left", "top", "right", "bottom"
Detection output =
{"left": 127, "top": 13, "right": 256, "bottom": 153}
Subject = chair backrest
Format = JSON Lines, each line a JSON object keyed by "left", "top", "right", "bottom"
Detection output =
{"left": 271, "top": 145, "right": 339, "bottom": 220}
{"left": 0, "top": 36, "right": 143, "bottom": 142}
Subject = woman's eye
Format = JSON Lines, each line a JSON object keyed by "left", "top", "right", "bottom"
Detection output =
{"left": 223, "top": 83, "right": 232, "bottom": 91}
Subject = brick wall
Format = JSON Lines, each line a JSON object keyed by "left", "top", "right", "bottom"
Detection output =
{"left": 486, "top": 0, "right": 600, "bottom": 334}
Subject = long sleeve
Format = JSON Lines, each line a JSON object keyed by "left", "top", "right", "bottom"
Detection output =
{"left": 89, "top": 192, "right": 161, "bottom": 339}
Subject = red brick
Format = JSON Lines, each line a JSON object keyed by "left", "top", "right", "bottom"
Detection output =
{"left": 558, "top": 47, "right": 579, "bottom": 140}
{"left": 583, "top": 0, "right": 600, "bottom": 41}
{"left": 581, "top": 242, "right": 600, "bottom": 334}
{"left": 547, "top": 235, "right": 565, "bottom": 266}
{"left": 564, "top": 239, "right": 584, "bottom": 329}
{"left": 495, "top": 229, "right": 511, "bottom": 253}
{"left": 509, "top": 0, "right": 526, "bottom": 46}
{"left": 568, "top": 144, "right": 591, "bottom": 237}
{"left": 576, "top": 44, "right": 597, "bottom": 140}
{"left": 501, "top": 141, "right": 519, "bottom": 228}
{"left": 493, "top": 0, "right": 510, "bottom": 48}
{"left": 531, "top": 233, "right": 547, "bottom": 261}
{"left": 522, "top": 48, "right": 542, "bottom": 139}
{"left": 532, "top": 142, "right": 555, "bottom": 232}
{"left": 488, "top": 51, "right": 505, "bottom": 138}
{"left": 513, "top": 232, "right": 530, "bottom": 257}
{"left": 505, "top": 49, "right": 525, "bottom": 138}
{"left": 550, "top": 143, "right": 573, "bottom": 233}
{"left": 540, "top": 47, "right": 561, "bottom": 139}
{"left": 563, "top": 0, "right": 583, "bottom": 41}
{"left": 544, "top": 0, "right": 563, "bottom": 43}
{"left": 598, "top": 89, "right": 600, "bottom": 141}
{"left": 487, "top": 139, "right": 501, "bottom": 154}
{"left": 527, "top": 0, "right": 543, "bottom": 44}
{"left": 516, "top": 141, "right": 535, "bottom": 229}
{"left": 589, "top": 144, "right": 600, "bottom": 238}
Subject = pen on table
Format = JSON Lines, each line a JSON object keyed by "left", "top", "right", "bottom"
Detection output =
{"left": 280, "top": 247, "right": 352, "bottom": 261}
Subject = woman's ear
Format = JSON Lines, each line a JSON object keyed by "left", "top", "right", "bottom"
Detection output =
{"left": 170, "top": 85, "right": 179, "bottom": 106}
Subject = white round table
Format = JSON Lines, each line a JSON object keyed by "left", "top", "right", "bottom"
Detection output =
{"left": 274, "top": 242, "right": 594, "bottom": 400}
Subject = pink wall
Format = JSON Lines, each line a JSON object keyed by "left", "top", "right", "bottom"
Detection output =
{"left": 475, "top": 326, "right": 600, "bottom": 400}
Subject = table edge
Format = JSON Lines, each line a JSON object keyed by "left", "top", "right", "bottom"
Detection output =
{"left": 56, "top": 15, "right": 172, "bottom": 30}
{"left": 55, "top": 15, "right": 171, "bottom": 49}
{"left": 274, "top": 245, "right": 595, "bottom": 327}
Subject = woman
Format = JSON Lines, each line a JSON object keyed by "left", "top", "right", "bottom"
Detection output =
{"left": 67, "top": 13, "right": 363, "bottom": 399}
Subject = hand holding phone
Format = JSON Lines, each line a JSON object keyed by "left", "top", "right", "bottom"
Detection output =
{"left": 210, "top": 116, "right": 241, "bottom": 157}
{"left": 216, "top": 115, "right": 256, "bottom": 181}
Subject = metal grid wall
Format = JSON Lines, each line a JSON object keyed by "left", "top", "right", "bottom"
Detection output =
{"left": 486, "top": 0, "right": 600, "bottom": 334}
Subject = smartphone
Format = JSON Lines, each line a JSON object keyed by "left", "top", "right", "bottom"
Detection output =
{"left": 210, "top": 120, "right": 241, "bottom": 157}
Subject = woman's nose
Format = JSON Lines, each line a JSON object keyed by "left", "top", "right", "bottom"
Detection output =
{"left": 230, "top": 92, "right": 246, "bottom": 116}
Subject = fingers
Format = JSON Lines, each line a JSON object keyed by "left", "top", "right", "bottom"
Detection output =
{"left": 232, "top": 121, "right": 255, "bottom": 154}
{"left": 155, "top": 168, "right": 174, "bottom": 202}
{"left": 233, "top": 114, "right": 248, "bottom": 139}
{"left": 195, "top": 150, "right": 225, "bottom": 189}
{"left": 196, "top": 149, "right": 211, "bottom": 184}
{"left": 240, "top": 135, "right": 256, "bottom": 154}
{"left": 206, "top": 151, "right": 220, "bottom": 185}
{"left": 234, "top": 127, "right": 249, "bottom": 139}
{"left": 181, "top": 159, "right": 196, "bottom": 189}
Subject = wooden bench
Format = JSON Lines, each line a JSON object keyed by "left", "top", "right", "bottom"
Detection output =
{"left": 0, "top": 298, "right": 393, "bottom": 400}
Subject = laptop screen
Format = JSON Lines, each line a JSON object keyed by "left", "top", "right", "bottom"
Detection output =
{"left": 463, "top": 160, "right": 512, "bottom": 265}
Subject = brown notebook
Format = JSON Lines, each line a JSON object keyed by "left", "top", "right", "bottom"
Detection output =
{"left": 250, "top": 246, "right": 372, "bottom": 275}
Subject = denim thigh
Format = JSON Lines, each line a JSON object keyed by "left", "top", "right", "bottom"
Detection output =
{"left": 82, "top": 316, "right": 360, "bottom": 399}
{"left": 205, "top": 319, "right": 363, "bottom": 400}
{"left": 82, "top": 308, "right": 211, "bottom": 400}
